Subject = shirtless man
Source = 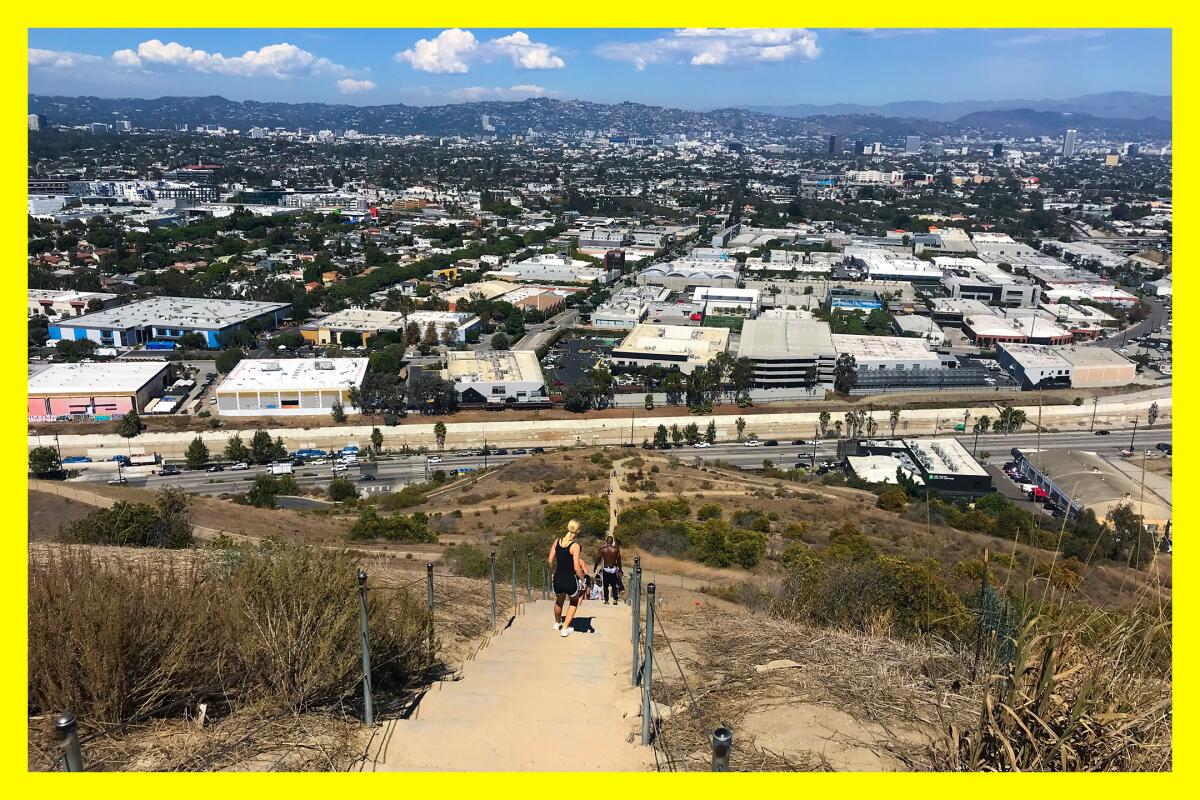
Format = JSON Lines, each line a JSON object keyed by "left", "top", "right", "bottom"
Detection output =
{"left": 594, "top": 535, "right": 623, "bottom": 605}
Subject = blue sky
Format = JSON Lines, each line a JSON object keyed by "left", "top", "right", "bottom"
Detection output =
{"left": 28, "top": 28, "right": 1171, "bottom": 108}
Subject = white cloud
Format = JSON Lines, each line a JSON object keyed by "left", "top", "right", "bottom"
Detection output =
{"left": 29, "top": 48, "right": 102, "bottom": 69}
{"left": 595, "top": 28, "right": 819, "bottom": 70}
{"left": 111, "top": 39, "right": 349, "bottom": 79}
{"left": 396, "top": 29, "right": 565, "bottom": 73}
{"left": 448, "top": 84, "right": 551, "bottom": 102}
{"left": 489, "top": 32, "right": 565, "bottom": 70}
{"left": 998, "top": 30, "right": 1105, "bottom": 47}
{"left": 337, "top": 78, "right": 377, "bottom": 94}
{"left": 395, "top": 29, "right": 478, "bottom": 74}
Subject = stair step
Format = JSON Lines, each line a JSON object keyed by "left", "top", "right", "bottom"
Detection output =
{"left": 416, "top": 688, "right": 636, "bottom": 721}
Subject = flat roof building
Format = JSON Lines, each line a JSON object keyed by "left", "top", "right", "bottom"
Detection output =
{"left": 47, "top": 296, "right": 291, "bottom": 349}
{"left": 28, "top": 361, "right": 171, "bottom": 419}
{"left": 857, "top": 437, "right": 992, "bottom": 494}
{"left": 28, "top": 289, "right": 123, "bottom": 319}
{"left": 996, "top": 343, "right": 1137, "bottom": 389}
{"left": 831, "top": 334, "right": 943, "bottom": 372}
{"left": 591, "top": 286, "right": 668, "bottom": 329}
{"left": 738, "top": 318, "right": 836, "bottom": 388}
{"left": 215, "top": 358, "right": 369, "bottom": 416}
{"left": 302, "top": 309, "right": 480, "bottom": 345}
{"left": 438, "top": 280, "right": 517, "bottom": 310}
{"left": 610, "top": 323, "right": 730, "bottom": 374}
{"left": 892, "top": 313, "right": 945, "bottom": 345}
{"left": 442, "top": 350, "right": 548, "bottom": 407}
{"left": 489, "top": 253, "right": 618, "bottom": 285}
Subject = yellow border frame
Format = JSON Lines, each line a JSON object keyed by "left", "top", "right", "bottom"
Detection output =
{"left": 5, "top": 10, "right": 1185, "bottom": 791}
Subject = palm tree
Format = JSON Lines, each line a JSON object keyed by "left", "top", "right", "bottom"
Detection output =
{"left": 889, "top": 407, "right": 901, "bottom": 436}
{"left": 735, "top": 416, "right": 746, "bottom": 442}
{"left": 433, "top": 421, "right": 447, "bottom": 451}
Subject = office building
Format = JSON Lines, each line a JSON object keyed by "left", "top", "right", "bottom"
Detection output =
{"left": 996, "top": 344, "right": 1137, "bottom": 389}
{"left": 905, "top": 135, "right": 922, "bottom": 154}
{"left": 28, "top": 113, "right": 45, "bottom": 131}
{"left": 1063, "top": 129, "right": 1078, "bottom": 158}
{"left": 737, "top": 318, "right": 836, "bottom": 388}
{"left": 302, "top": 309, "right": 479, "bottom": 345}
{"left": 854, "top": 139, "right": 864, "bottom": 156}
{"left": 442, "top": 350, "right": 548, "bottom": 407}
{"left": 827, "top": 134, "right": 841, "bottom": 156}
{"left": 48, "top": 297, "right": 291, "bottom": 349}
{"left": 992, "top": 143, "right": 1003, "bottom": 158}
{"left": 592, "top": 286, "right": 668, "bottom": 329}
{"left": 215, "top": 358, "right": 369, "bottom": 417}
{"left": 28, "top": 361, "right": 171, "bottom": 420}
{"left": 610, "top": 323, "right": 730, "bottom": 374}
{"left": 28, "top": 289, "right": 122, "bottom": 318}
{"left": 855, "top": 438, "right": 992, "bottom": 494}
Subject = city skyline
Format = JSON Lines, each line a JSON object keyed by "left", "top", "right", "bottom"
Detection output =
{"left": 29, "top": 28, "right": 1171, "bottom": 109}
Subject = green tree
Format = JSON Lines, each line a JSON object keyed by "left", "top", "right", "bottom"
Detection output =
{"left": 224, "top": 434, "right": 250, "bottom": 463}
{"left": 433, "top": 421, "right": 447, "bottom": 451}
{"left": 178, "top": 332, "right": 208, "bottom": 350}
{"left": 653, "top": 424, "right": 669, "bottom": 449}
{"left": 331, "top": 399, "right": 347, "bottom": 423}
{"left": 340, "top": 330, "right": 363, "bottom": 348}
{"left": 490, "top": 331, "right": 510, "bottom": 350}
{"left": 683, "top": 422, "right": 701, "bottom": 445}
{"left": 1108, "top": 503, "right": 1156, "bottom": 569}
{"left": 735, "top": 416, "right": 746, "bottom": 442}
{"left": 1147, "top": 402, "right": 1159, "bottom": 428}
{"left": 250, "top": 429, "right": 275, "bottom": 464}
{"left": 115, "top": 410, "right": 143, "bottom": 456}
{"left": 28, "top": 446, "right": 61, "bottom": 476}
{"left": 670, "top": 424, "right": 683, "bottom": 447}
{"left": 245, "top": 474, "right": 280, "bottom": 509}
{"left": 833, "top": 353, "right": 858, "bottom": 395}
{"left": 215, "top": 347, "right": 245, "bottom": 374}
{"left": 371, "top": 427, "right": 384, "bottom": 454}
{"left": 818, "top": 410, "right": 831, "bottom": 437}
{"left": 328, "top": 478, "right": 359, "bottom": 502}
{"left": 705, "top": 420, "right": 717, "bottom": 444}
{"left": 184, "top": 436, "right": 209, "bottom": 470}
{"left": 876, "top": 487, "right": 908, "bottom": 512}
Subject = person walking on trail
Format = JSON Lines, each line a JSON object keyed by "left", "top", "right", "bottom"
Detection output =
{"left": 547, "top": 519, "right": 588, "bottom": 637}
{"left": 594, "top": 535, "right": 623, "bottom": 605}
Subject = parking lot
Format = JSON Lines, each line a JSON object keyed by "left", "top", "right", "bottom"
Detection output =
{"left": 544, "top": 335, "right": 618, "bottom": 390}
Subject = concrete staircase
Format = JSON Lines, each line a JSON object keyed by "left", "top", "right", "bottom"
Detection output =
{"left": 357, "top": 598, "right": 652, "bottom": 772}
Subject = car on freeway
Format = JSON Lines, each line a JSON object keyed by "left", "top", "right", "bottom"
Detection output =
{"left": 159, "top": 466, "right": 182, "bottom": 477}
{"left": 62, "top": 456, "right": 92, "bottom": 464}
{"left": 743, "top": 440, "right": 761, "bottom": 447}
{"left": 532, "top": 447, "right": 546, "bottom": 453}
{"left": 693, "top": 442, "right": 711, "bottom": 448}
{"left": 311, "top": 458, "right": 328, "bottom": 465}
{"left": 426, "top": 456, "right": 442, "bottom": 463}
{"left": 511, "top": 448, "right": 528, "bottom": 455}
{"left": 332, "top": 463, "right": 348, "bottom": 472}
{"left": 763, "top": 440, "right": 779, "bottom": 446}
{"left": 205, "top": 464, "right": 225, "bottom": 472}
{"left": 1094, "top": 430, "right": 1110, "bottom": 436}
{"left": 1156, "top": 443, "right": 1172, "bottom": 454}
{"left": 107, "top": 477, "right": 129, "bottom": 485}
{"left": 231, "top": 462, "right": 249, "bottom": 471}
{"left": 358, "top": 474, "right": 376, "bottom": 482}
{"left": 790, "top": 440, "right": 807, "bottom": 446}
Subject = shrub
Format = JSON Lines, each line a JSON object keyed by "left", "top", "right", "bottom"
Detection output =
{"left": 347, "top": 508, "right": 437, "bottom": 543}
{"left": 28, "top": 545, "right": 432, "bottom": 725}
{"left": 328, "top": 478, "right": 358, "bottom": 502}
{"left": 697, "top": 504, "right": 723, "bottom": 521}
{"left": 541, "top": 497, "right": 609, "bottom": 538}
{"left": 61, "top": 488, "right": 192, "bottom": 548}
{"left": 378, "top": 485, "right": 426, "bottom": 511}
{"left": 876, "top": 487, "right": 909, "bottom": 512}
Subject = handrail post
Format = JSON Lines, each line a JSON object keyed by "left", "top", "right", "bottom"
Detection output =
{"left": 356, "top": 569, "right": 374, "bottom": 726}
{"left": 641, "top": 582, "right": 656, "bottom": 745}
{"left": 526, "top": 552, "right": 532, "bottom": 601}
{"left": 511, "top": 551, "right": 517, "bottom": 612}
{"left": 489, "top": 550, "right": 497, "bottom": 630}
{"left": 631, "top": 557, "right": 642, "bottom": 686}
{"left": 711, "top": 727, "right": 733, "bottom": 771}
{"left": 542, "top": 562, "right": 548, "bottom": 600}
{"left": 54, "top": 712, "right": 84, "bottom": 772}
{"left": 425, "top": 562, "right": 435, "bottom": 654}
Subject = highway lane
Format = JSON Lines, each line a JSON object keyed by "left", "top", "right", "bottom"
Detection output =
{"left": 68, "top": 426, "right": 1170, "bottom": 497}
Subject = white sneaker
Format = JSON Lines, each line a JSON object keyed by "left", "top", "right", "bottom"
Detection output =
{"left": 553, "top": 621, "right": 562, "bottom": 630}
{"left": 560, "top": 626, "right": 573, "bottom": 637}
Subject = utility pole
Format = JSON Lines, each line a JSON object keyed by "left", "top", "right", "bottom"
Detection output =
{"left": 630, "top": 409, "right": 635, "bottom": 446}
{"left": 483, "top": 435, "right": 488, "bottom": 468}
{"left": 1035, "top": 393, "right": 1043, "bottom": 470}
{"left": 1090, "top": 397, "right": 1099, "bottom": 431}
{"left": 1129, "top": 415, "right": 1139, "bottom": 453}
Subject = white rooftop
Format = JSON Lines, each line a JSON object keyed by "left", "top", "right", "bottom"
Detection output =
{"left": 28, "top": 361, "right": 168, "bottom": 395}
{"left": 217, "top": 358, "right": 369, "bottom": 393}
{"left": 906, "top": 437, "right": 988, "bottom": 477}
{"left": 443, "top": 350, "right": 544, "bottom": 383}
{"left": 61, "top": 296, "right": 289, "bottom": 330}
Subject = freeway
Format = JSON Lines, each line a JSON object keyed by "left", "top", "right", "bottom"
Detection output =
{"left": 68, "top": 426, "right": 1171, "bottom": 498}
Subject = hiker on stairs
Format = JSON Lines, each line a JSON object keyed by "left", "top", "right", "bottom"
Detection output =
{"left": 594, "top": 535, "right": 624, "bottom": 605}
{"left": 547, "top": 519, "right": 588, "bottom": 637}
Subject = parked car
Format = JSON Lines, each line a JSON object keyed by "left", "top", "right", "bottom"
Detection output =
{"left": 62, "top": 456, "right": 92, "bottom": 464}
{"left": 532, "top": 447, "right": 546, "bottom": 453}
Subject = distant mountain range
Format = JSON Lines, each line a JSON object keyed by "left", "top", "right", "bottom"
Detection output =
{"left": 29, "top": 92, "right": 1172, "bottom": 141}
{"left": 743, "top": 92, "right": 1171, "bottom": 122}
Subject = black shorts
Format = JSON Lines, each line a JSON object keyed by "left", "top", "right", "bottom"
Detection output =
{"left": 553, "top": 574, "right": 581, "bottom": 597}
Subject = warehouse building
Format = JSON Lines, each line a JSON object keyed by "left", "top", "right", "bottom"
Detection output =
{"left": 591, "top": 286, "right": 668, "bottom": 329}
{"left": 28, "top": 361, "right": 171, "bottom": 420}
{"left": 610, "top": 323, "right": 730, "bottom": 374}
{"left": 442, "top": 350, "right": 548, "bottom": 408}
{"left": 48, "top": 296, "right": 292, "bottom": 349}
{"left": 855, "top": 437, "right": 992, "bottom": 494}
{"left": 939, "top": 259, "right": 1041, "bottom": 307}
{"left": 302, "top": 309, "right": 480, "bottom": 345}
{"left": 215, "top": 358, "right": 368, "bottom": 417}
{"left": 738, "top": 318, "right": 837, "bottom": 388}
{"left": 831, "top": 334, "right": 943, "bottom": 372}
{"left": 438, "top": 280, "right": 517, "bottom": 310}
{"left": 488, "top": 253, "right": 618, "bottom": 285}
{"left": 892, "top": 313, "right": 946, "bottom": 345}
{"left": 996, "top": 344, "right": 1138, "bottom": 389}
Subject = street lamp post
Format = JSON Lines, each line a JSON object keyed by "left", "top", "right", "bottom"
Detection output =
{"left": 1129, "top": 416, "right": 1139, "bottom": 453}
{"left": 1091, "top": 397, "right": 1099, "bottom": 431}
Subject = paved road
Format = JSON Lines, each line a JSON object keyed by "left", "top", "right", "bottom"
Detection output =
{"left": 69, "top": 426, "right": 1170, "bottom": 498}
{"left": 1088, "top": 299, "right": 1170, "bottom": 350}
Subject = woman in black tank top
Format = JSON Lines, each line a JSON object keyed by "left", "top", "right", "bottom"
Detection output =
{"left": 546, "top": 519, "right": 585, "bottom": 636}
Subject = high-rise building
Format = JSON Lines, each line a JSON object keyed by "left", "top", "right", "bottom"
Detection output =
{"left": 116, "top": 120, "right": 131, "bottom": 132}
{"left": 904, "top": 135, "right": 922, "bottom": 154}
{"left": 827, "top": 134, "right": 841, "bottom": 156}
{"left": 1062, "top": 129, "right": 1078, "bottom": 158}
{"left": 992, "top": 143, "right": 1004, "bottom": 158}
{"left": 1127, "top": 143, "right": 1140, "bottom": 157}
{"left": 854, "top": 139, "right": 864, "bottom": 156}
{"left": 481, "top": 114, "right": 495, "bottom": 133}
{"left": 872, "top": 142, "right": 882, "bottom": 155}
{"left": 27, "top": 113, "right": 43, "bottom": 131}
